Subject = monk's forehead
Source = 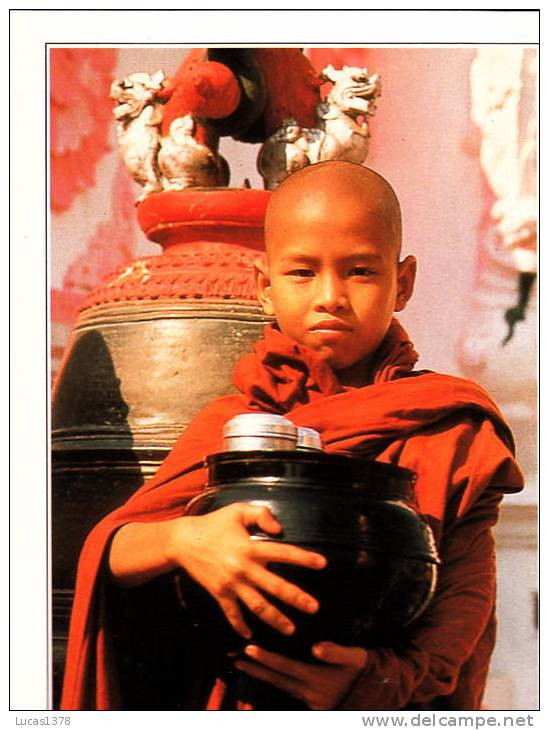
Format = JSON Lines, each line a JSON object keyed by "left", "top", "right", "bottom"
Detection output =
{"left": 265, "top": 162, "right": 402, "bottom": 250}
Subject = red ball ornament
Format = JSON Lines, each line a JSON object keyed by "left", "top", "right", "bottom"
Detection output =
{"left": 162, "top": 60, "right": 241, "bottom": 135}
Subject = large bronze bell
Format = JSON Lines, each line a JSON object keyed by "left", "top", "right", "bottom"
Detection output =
{"left": 51, "top": 189, "right": 272, "bottom": 706}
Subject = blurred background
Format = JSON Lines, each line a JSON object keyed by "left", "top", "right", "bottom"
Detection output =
{"left": 49, "top": 46, "right": 538, "bottom": 710}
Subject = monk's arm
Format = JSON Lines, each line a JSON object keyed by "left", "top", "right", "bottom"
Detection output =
{"left": 109, "top": 519, "right": 179, "bottom": 587}
{"left": 108, "top": 504, "right": 327, "bottom": 640}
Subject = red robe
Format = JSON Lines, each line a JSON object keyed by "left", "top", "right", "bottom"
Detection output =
{"left": 60, "top": 320, "right": 523, "bottom": 710}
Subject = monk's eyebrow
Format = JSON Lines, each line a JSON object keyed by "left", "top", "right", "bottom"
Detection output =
{"left": 345, "top": 253, "right": 383, "bottom": 264}
{"left": 276, "top": 251, "right": 386, "bottom": 268}
{"left": 279, "top": 251, "right": 383, "bottom": 262}
{"left": 278, "top": 254, "right": 319, "bottom": 266}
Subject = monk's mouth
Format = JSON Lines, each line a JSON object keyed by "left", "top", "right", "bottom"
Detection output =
{"left": 309, "top": 329, "right": 352, "bottom": 344}
{"left": 310, "top": 320, "right": 353, "bottom": 333}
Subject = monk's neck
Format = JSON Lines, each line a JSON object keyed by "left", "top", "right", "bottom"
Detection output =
{"left": 333, "top": 357, "right": 375, "bottom": 389}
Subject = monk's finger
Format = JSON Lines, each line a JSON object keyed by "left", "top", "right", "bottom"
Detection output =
{"left": 214, "top": 590, "right": 252, "bottom": 640}
{"left": 236, "top": 585, "right": 295, "bottom": 636}
{"left": 236, "top": 503, "right": 282, "bottom": 535}
{"left": 312, "top": 641, "right": 368, "bottom": 668}
{"left": 234, "top": 658, "right": 305, "bottom": 703}
{"left": 251, "top": 539, "right": 327, "bottom": 570}
{"left": 242, "top": 644, "right": 312, "bottom": 681}
{"left": 245, "top": 563, "right": 320, "bottom": 614}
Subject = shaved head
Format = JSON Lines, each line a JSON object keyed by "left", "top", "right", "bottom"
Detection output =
{"left": 265, "top": 161, "right": 402, "bottom": 260}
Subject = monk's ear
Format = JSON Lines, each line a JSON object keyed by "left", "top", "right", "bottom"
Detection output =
{"left": 254, "top": 256, "right": 275, "bottom": 316}
{"left": 394, "top": 255, "right": 416, "bottom": 312}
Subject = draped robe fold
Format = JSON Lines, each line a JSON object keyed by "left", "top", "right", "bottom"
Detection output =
{"left": 60, "top": 321, "right": 523, "bottom": 710}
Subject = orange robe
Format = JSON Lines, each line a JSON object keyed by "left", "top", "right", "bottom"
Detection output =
{"left": 60, "top": 320, "right": 523, "bottom": 710}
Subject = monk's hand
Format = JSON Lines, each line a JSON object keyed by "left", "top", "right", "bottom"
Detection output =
{"left": 234, "top": 642, "right": 368, "bottom": 710}
{"left": 167, "top": 503, "right": 326, "bottom": 640}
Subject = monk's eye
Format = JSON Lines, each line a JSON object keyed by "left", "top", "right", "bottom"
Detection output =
{"left": 349, "top": 266, "right": 375, "bottom": 277}
{"left": 288, "top": 268, "right": 315, "bottom": 278}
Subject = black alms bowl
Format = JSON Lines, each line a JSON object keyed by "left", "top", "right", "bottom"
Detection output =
{"left": 181, "top": 450, "right": 439, "bottom": 657}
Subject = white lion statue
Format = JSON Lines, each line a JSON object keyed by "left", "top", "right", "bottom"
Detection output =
{"left": 110, "top": 70, "right": 166, "bottom": 201}
{"left": 258, "top": 64, "right": 382, "bottom": 189}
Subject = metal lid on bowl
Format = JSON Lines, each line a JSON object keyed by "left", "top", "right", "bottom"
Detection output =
{"left": 222, "top": 413, "right": 298, "bottom": 451}
{"left": 296, "top": 426, "right": 323, "bottom": 451}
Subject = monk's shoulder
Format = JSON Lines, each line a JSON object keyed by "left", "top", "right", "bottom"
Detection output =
{"left": 398, "top": 370, "right": 499, "bottom": 407}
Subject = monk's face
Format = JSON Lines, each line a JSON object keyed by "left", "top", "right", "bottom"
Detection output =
{"left": 257, "top": 164, "right": 416, "bottom": 385}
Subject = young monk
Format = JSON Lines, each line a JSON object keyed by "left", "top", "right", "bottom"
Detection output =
{"left": 61, "top": 160, "right": 523, "bottom": 711}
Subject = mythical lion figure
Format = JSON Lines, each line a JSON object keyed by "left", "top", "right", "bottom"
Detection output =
{"left": 110, "top": 71, "right": 166, "bottom": 201}
{"left": 157, "top": 114, "right": 229, "bottom": 190}
{"left": 111, "top": 68, "right": 230, "bottom": 200}
{"left": 257, "top": 64, "right": 382, "bottom": 189}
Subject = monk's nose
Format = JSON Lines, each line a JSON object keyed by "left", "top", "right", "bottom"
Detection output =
{"left": 313, "top": 274, "right": 349, "bottom": 312}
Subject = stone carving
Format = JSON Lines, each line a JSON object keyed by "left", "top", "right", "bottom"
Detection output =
{"left": 157, "top": 114, "right": 229, "bottom": 190}
{"left": 492, "top": 194, "right": 537, "bottom": 344}
{"left": 318, "top": 64, "right": 381, "bottom": 160}
{"left": 111, "top": 70, "right": 231, "bottom": 200}
{"left": 258, "top": 64, "right": 381, "bottom": 189}
{"left": 111, "top": 71, "right": 166, "bottom": 200}
{"left": 460, "top": 48, "right": 537, "bottom": 349}
{"left": 256, "top": 119, "right": 318, "bottom": 189}
{"left": 475, "top": 49, "right": 537, "bottom": 269}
